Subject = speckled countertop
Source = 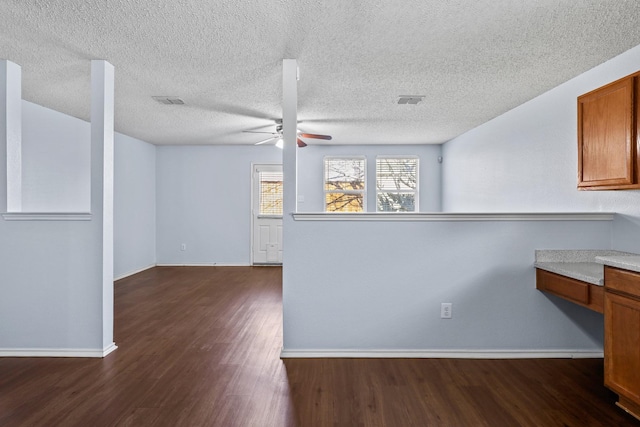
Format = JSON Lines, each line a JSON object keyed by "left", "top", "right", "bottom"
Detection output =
{"left": 534, "top": 250, "right": 637, "bottom": 286}
{"left": 595, "top": 255, "right": 640, "bottom": 274}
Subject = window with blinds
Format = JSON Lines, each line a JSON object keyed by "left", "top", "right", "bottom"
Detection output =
{"left": 259, "top": 171, "right": 283, "bottom": 216}
{"left": 376, "top": 157, "right": 418, "bottom": 212}
{"left": 324, "top": 157, "right": 366, "bottom": 212}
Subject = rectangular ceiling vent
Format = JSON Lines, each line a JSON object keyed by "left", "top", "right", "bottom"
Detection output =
{"left": 152, "top": 96, "right": 185, "bottom": 105}
{"left": 398, "top": 95, "right": 425, "bottom": 105}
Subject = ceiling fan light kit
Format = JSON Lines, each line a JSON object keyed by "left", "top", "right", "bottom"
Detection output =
{"left": 253, "top": 136, "right": 279, "bottom": 146}
{"left": 244, "top": 119, "right": 330, "bottom": 147}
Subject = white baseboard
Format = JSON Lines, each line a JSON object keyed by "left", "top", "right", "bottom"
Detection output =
{"left": 1, "top": 343, "right": 118, "bottom": 358}
{"left": 102, "top": 343, "right": 118, "bottom": 357}
{"left": 156, "top": 263, "right": 251, "bottom": 267}
{"left": 114, "top": 263, "right": 252, "bottom": 281}
{"left": 280, "top": 349, "right": 604, "bottom": 359}
{"left": 114, "top": 264, "right": 157, "bottom": 281}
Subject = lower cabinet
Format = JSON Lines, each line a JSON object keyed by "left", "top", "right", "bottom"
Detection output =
{"left": 536, "top": 265, "right": 640, "bottom": 420}
{"left": 604, "top": 266, "right": 640, "bottom": 420}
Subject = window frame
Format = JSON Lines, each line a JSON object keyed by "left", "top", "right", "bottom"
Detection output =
{"left": 323, "top": 156, "right": 367, "bottom": 213}
{"left": 375, "top": 155, "right": 419, "bottom": 213}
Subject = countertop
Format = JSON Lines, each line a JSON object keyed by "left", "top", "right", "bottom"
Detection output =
{"left": 534, "top": 261, "right": 605, "bottom": 285}
{"left": 534, "top": 250, "right": 637, "bottom": 286}
{"left": 596, "top": 255, "right": 640, "bottom": 274}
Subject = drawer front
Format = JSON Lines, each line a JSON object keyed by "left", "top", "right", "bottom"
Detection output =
{"left": 605, "top": 266, "right": 640, "bottom": 298}
{"left": 537, "top": 269, "right": 590, "bottom": 304}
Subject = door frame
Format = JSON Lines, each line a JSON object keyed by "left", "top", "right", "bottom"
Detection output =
{"left": 250, "top": 162, "right": 283, "bottom": 265}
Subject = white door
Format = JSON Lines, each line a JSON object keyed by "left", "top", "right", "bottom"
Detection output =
{"left": 252, "top": 164, "right": 283, "bottom": 264}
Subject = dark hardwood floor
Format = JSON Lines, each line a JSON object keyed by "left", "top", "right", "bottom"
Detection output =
{"left": 0, "top": 266, "right": 638, "bottom": 426}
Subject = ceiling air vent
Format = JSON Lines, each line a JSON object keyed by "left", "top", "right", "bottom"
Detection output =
{"left": 397, "top": 95, "right": 425, "bottom": 105}
{"left": 152, "top": 96, "right": 185, "bottom": 105}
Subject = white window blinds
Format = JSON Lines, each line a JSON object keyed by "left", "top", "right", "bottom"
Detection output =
{"left": 259, "top": 171, "right": 283, "bottom": 216}
{"left": 324, "top": 157, "right": 366, "bottom": 212}
{"left": 376, "top": 157, "right": 418, "bottom": 212}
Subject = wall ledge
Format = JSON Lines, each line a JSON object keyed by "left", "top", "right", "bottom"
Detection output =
{"left": 292, "top": 212, "right": 615, "bottom": 222}
{"left": 2, "top": 212, "right": 92, "bottom": 221}
{"left": 280, "top": 349, "right": 604, "bottom": 359}
{"left": 155, "top": 263, "right": 252, "bottom": 267}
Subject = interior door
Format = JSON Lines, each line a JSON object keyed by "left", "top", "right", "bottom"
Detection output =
{"left": 252, "top": 164, "right": 283, "bottom": 264}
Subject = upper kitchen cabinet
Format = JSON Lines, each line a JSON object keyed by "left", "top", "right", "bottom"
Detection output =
{"left": 578, "top": 73, "right": 640, "bottom": 190}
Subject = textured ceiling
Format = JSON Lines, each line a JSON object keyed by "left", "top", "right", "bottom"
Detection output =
{"left": 2, "top": 1, "right": 640, "bottom": 146}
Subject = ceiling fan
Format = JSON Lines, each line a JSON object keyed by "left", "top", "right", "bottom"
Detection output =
{"left": 243, "top": 119, "right": 332, "bottom": 147}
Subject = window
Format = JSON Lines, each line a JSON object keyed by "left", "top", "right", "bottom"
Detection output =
{"left": 324, "top": 157, "right": 366, "bottom": 212}
{"left": 376, "top": 157, "right": 418, "bottom": 212}
{"left": 258, "top": 170, "right": 283, "bottom": 216}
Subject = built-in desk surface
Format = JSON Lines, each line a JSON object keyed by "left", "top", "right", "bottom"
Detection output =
{"left": 534, "top": 250, "right": 636, "bottom": 286}
{"left": 596, "top": 255, "right": 640, "bottom": 274}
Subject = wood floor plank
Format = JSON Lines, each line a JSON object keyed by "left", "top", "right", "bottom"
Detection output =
{"left": 1, "top": 266, "right": 639, "bottom": 426}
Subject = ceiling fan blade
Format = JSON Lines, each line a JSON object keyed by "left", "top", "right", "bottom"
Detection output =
{"left": 254, "top": 136, "right": 278, "bottom": 145}
{"left": 298, "top": 133, "right": 332, "bottom": 140}
{"left": 243, "top": 130, "right": 278, "bottom": 135}
{"left": 296, "top": 138, "right": 307, "bottom": 148}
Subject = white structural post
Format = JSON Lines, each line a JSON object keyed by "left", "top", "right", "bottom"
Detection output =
{"left": 281, "top": 59, "right": 298, "bottom": 350}
{"left": 1, "top": 60, "right": 22, "bottom": 212}
{"left": 91, "top": 59, "right": 116, "bottom": 355}
{"left": 282, "top": 59, "right": 298, "bottom": 215}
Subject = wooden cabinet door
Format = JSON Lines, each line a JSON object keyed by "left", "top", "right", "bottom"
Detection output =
{"left": 578, "top": 76, "right": 637, "bottom": 189}
{"left": 604, "top": 291, "right": 640, "bottom": 408}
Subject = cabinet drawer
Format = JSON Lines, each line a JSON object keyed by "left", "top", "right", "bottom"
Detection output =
{"left": 536, "top": 269, "right": 603, "bottom": 312}
{"left": 605, "top": 266, "right": 640, "bottom": 298}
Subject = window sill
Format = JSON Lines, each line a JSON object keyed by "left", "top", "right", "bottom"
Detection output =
{"left": 292, "top": 212, "right": 615, "bottom": 222}
{"left": 2, "top": 212, "right": 92, "bottom": 221}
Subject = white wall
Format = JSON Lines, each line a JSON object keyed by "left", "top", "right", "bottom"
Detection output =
{"left": 1, "top": 101, "right": 101, "bottom": 352}
{"left": 296, "top": 144, "right": 442, "bottom": 212}
{"left": 154, "top": 144, "right": 440, "bottom": 266}
{"left": 442, "top": 44, "right": 640, "bottom": 253}
{"left": 283, "top": 139, "right": 615, "bottom": 354}
{"left": 1, "top": 97, "right": 156, "bottom": 352}
{"left": 156, "top": 145, "right": 281, "bottom": 265}
{"left": 283, "top": 217, "right": 610, "bottom": 354}
{"left": 114, "top": 133, "right": 156, "bottom": 279}
{"left": 21, "top": 101, "right": 90, "bottom": 212}
{"left": 0, "top": 219, "right": 104, "bottom": 350}
{"left": 282, "top": 44, "right": 640, "bottom": 357}
{"left": 20, "top": 98, "right": 156, "bottom": 282}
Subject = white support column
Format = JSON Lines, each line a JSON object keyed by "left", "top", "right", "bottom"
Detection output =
{"left": 282, "top": 59, "right": 298, "bottom": 215}
{"left": 281, "top": 59, "right": 298, "bottom": 350}
{"left": 91, "top": 60, "right": 116, "bottom": 355}
{"left": 1, "top": 60, "right": 22, "bottom": 213}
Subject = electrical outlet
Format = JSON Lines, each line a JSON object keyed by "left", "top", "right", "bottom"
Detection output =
{"left": 181, "top": 243, "right": 186, "bottom": 251}
{"left": 441, "top": 303, "right": 452, "bottom": 319}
